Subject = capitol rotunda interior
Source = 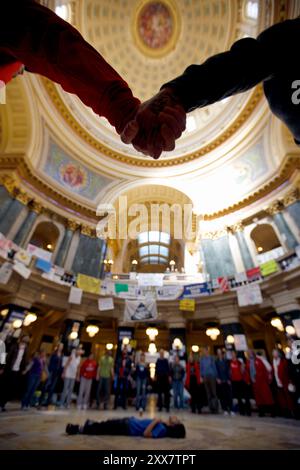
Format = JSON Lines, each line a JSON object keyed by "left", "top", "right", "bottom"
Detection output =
{"left": 0, "top": 0, "right": 300, "bottom": 454}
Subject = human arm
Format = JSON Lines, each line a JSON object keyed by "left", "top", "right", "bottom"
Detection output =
{"left": 0, "top": 0, "right": 140, "bottom": 135}
{"left": 143, "top": 419, "right": 162, "bottom": 438}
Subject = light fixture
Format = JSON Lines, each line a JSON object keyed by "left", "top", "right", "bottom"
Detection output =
{"left": 131, "top": 260, "right": 138, "bottom": 265}
{"left": 146, "top": 327, "right": 158, "bottom": 341}
{"left": 122, "top": 337, "right": 130, "bottom": 346}
{"left": 148, "top": 342, "right": 157, "bottom": 354}
{"left": 257, "top": 246, "right": 263, "bottom": 252}
{"left": 149, "top": 362, "right": 156, "bottom": 379}
{"left": 108, "top": 259, "right": 114, "bottom": 265}
{"left": 172, "top": 337, "right": 183, "bottom": 350}
{"left": 271, "top": 317, "right": 284, "bottom": 332}
{"left": 55, "top": 5, "right": 69, "bottom": 20}
{"left": 226, "top": 335, "right": 235, "bottom": 344}
{"left": 69, "top": 331, "right": 78, "bottom": 340}
{"left": 106, "top": 343, "right": 114, "bottom": 350}
{"left": 285, "top": 325, "right": 296, "bottom": 336}
{"left": 169, "top": 260, "right": 176, "bottom": 272}
{"left": 86, "top": 325, "right": 99, "bottom": 338}
{"left": 12, "top": 319, "right": 23, "bottom": 329}
{"left": 47, "top": 244, "right": 53, "bottom": 250}
{"left": 23, "top": 313, "right": 37, "bottom": 327}
{"left": 131, "top": 259, "right": 138, "bottom": 272}
{"left": 206, "top": 327, "right": 220, "bottom": 341}
{"left": 191, "top": 345, "right": 199, "bottom": 353}
{"left": 285, "top": 346, "right": 291, "bottom": 355}
{"left": 1, "top": 309, "right": 9, "bottom": 317}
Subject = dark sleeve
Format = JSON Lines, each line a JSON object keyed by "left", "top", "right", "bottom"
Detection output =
{"left": 0, "top": 0, "right": 140, "bottom": 133}
{"left": 161, "top": 18, "right": 300, "bottom": 112}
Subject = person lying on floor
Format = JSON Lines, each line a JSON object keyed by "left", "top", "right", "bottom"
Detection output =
{"left": 66, "top": 416, "right": 186, "bottom": 439}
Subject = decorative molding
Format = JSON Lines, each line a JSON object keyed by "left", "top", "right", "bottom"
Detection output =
{"left": 67, "top": 219, "right": 80, "bottom": 232}
{"left": 31, "top": 200, "right": 44, "bottom": 214}
{"left": 283, "top": 188, "right": 300, "bottom": 207}
{"left": 228, "top": 221, "right": 244, "bottom": 233}
{"left": 81, "top": 224, "right": 96, "bottom": 238}
{"left": 15, "top": 190, "right": 32, "bottom": 206}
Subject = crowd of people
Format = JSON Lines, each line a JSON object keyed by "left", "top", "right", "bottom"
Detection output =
{"left": 0, "top": 334, "right": 299, "bottom": 420}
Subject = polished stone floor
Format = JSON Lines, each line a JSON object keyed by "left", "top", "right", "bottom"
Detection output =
{"left": 0, "top": 401, "right": 299, "bottom": 450}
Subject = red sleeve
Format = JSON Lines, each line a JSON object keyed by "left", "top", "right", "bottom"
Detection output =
{"left": 0, "top": 1, "right": 140, "bottom": 133}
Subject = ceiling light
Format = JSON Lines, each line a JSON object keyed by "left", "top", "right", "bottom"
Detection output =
{"left": 12, "top": 319, "right": 23, "bottom": 329}
{"left": 69, "top": 331, "right": 78, "bottom": 340}
{"left": 47, "top": 244, "right": 53, "bottom": 250}
{"left": 122, "top": 337, "right": 130, "bottom": 346}
{"left": 191, "top": 345, "right": 199, "bottom": 353}
{"left": 106, "top": 343, "right": 114, "bottom": 350}
{"left": 146, "top": 327, "right": 158, "bottom": 341}
{"left": 226, "top": 335, "right": 235, "bottom": 344}
{"left": 206, "top": 327, "right": 220, "bottom": 341}
{"left": 23, "top": 313, "right": 37, "bottom": 327}
{"left": 271, "top": 317, "right": 284, "bottom": 332}
{"left": 285, "top": 325, "right": 296, "bottom": 336}
{"left": 1, "top": 309, "right": 9, "bottom": 317}
{"left": 148, "top": 342, "right": 157, "bottom": 354}
{"left": 257, "top": 246, "right": 263, "bottom": 252}
{"left": 86, "top": 325, "right": 99, "bottom": 338}
{"left": 173, "top": 338, "right": 183, "bottom": 350}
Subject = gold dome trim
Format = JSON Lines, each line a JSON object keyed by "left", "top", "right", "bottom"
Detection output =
{"left": 41, "top": 76, "right": 263, "bottom": 167}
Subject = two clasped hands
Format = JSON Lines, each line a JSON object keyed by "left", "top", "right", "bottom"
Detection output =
{"left": 120, "top": 87, "right": 186, "bottom": 160}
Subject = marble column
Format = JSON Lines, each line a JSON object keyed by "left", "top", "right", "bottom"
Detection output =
{"left": 72, "top": 226, "right": 106, "bottom": 278}
{"left": 234, "top": 230, "right": 254, "bottom": 270}
{"left": 286, "top": 200, "right": 300, "bottom": 230}
{"left": 60, "top": 318, "right": 84, "bottom": 355}
{"left": 271, "top": 292, "right": 300, "bottom": 339}
{"left": 54, "top": 220, "right": 78, "bottom": 267}
{"left": 13, "top": 210, "right": 38, "bottom": 246}
{"left": 0, "top": 199, "right": 24, "bottom": 236}
{"left": 273, "top": 212, "right": 298, "bottom": 250}
{"left": 202, "top": 234, "right": 235, "bottom": 279}
{"left": 0, "top": 186, "right": 13, "bottom": 221}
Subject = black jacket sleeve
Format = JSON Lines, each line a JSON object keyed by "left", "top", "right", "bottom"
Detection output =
{"left": 161, "top": 18, "right": 300, "bottom": 112}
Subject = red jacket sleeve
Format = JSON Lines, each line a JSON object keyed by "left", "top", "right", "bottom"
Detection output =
{"left": 0, "top": 1, "right": 140, "bottom": 133}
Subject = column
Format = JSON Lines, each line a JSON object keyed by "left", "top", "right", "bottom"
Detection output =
{"left": 202, "top": 233, "right": 235, "bottom": 279}
{"left": 267, "top": 202, "right": 298, "bottom": 250}
{"left": 54, "top": 220, "right": 77, "bottom": 267}
{"left": 13, "top": 200, "right": 43, "bottom": 247}
{"left": 217, "top": 303, "right": 248, "bottom": 353}
{"left": 0, "top": 199, "right": 24, "bottom": 236}
{"left": 60, "top": 315, "right": 84, "bottom": 355}
{"left": 283, "top": 190, "right": 300, "bottom": 230}
{"left": 271, "top": 292, "right": 300, "bottom": 339}
{"left": 0, "top": 185, "right": 13, "bottom": 221}
{"left": 233, "top": 223, "right": 254, "bottom": 270}
{"left": 72, "top": 225, "right": 106, "bottom": 278}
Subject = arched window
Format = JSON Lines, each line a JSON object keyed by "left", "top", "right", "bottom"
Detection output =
{"left": 28, "top": 221, "right": 60, "bottom": 253}
{"left": 250, "top": 224, "right": 282, "bottom": 255}
{"left": 245, "top": 0, "right": 258, "bottom": 20}
{"left": 137, "top": 231, "right": 170, "bottom": 266}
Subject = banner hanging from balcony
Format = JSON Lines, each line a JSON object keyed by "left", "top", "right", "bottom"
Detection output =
{"left": 259, "top": 259, "right": 279, "bottom": 277}
{"left": 236, "top": 283, "right": 263, "bottom": 307}
{"left": 68, "top": 286, "right": 83, "bottom": 305}
{"left": 246, "top": 267, "right": 261, "bottom": 281}
{"left": 98, "top": 297, "right": 114, "bottom": 311}
{"left": 0, "top": 262, "right": 13, "bottom": 284}
{"left": 179, "top": 299, "right": 196, "bottom": 312}
{"left": 124, "top": 299, "right": 157, "bottom": 322}
{"left": 77, "top": 273, "right": 101, "bottom": 294}
{"left": 179, "top": 282, "right": 210, "bottom": 299}
{"left": 137, "top": 273, "right": 164, "bottom": 287}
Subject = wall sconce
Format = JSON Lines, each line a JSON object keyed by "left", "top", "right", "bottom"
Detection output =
{"left": 12, "top": 319, "right": 23, "bottom": 329}
{"left": 86, "top": 325, "right": 99, "bottom": 338}
{"left": 206, "top": 327, "right": 220, "bottom": 341}
{"left": 172, "top": 337, "right": 183, "bottom": 350}
{"left": 285, "top": 325, "right": 296, "bottom": 336}
{"left": 169, "top": 260, "right": 176, "bottom": 272}
{"left": 122, "top": 337, "right": 130, "bottom": 346}
{"left": 131, "top": 259, "right": 138, "bottom": 272}
{"left": 69, "top": 331, "right": 78, "bottom": 340}
{"left": 1, "top": 309, "right": 9, "bottom": 317}
{"left": 191, "top": 345, "right": 199, "bottom": 353}
{"left": 148, "top": 342, "right": 157, "bottom": 354}
{"left": 106, "top": 343, "right": 114, "bottom": 350}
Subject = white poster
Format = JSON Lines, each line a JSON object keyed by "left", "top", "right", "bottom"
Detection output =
{"left": 137, "top": 273, "right": 164, "bottom": 287}
{"left": 234, "top": 334, "right": 248, "bottom": 351}
{"left": 235, "top": 272, "right": 247, "bottom": 283}
{"left": 237, "top": 284, "right": 263, "bottom": 307}
{"left": 100, "top": 280, "right": 115, "bottom": 296}
{"left": 98, "top": 297, "right": 114, "bottom": 311}
{"left": 156, "top": 285, "right": 183, "bottom": 300}
{"left": 68, "top": 286, "right": 83, "bottom": 305}
{"left": 13, "top": 262, "right": 31, "bottom": 279}
{"left": 0, "top": 262, "right": 13, "bottom": 284}
{"left": 124, "top": 299, "right": 157, "bottom": 322}
{"left": 293, "top": 319, "right": 300, "bottom": 339}
{"left": 27, "top": 243, "right": 52, "bottom": 262}
{"left": 14, "top": 249, "right": 32, "bottom": 266}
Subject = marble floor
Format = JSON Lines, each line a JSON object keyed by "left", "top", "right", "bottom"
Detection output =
{"left": 0, "top": 401, "right": 300, "bottom": 450}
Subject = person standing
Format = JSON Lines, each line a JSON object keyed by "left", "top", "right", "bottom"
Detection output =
{"left": 96, "top": 349, "right": 114, "bottom": 410}
{"left": 272, "top": 348, "right": 295, "bottom": 418}
{"left": 39, "top": 343, "right": 63, "bottom": 407}
{"left": 247, "top": 351, "right": 274, "bottom": 417}
{"left": 134, "top": 352, "right": 149, "bottom": 414}
{"left": 77, "top": 353, "right": 97, "bottom": 410}
{"left": 216, "top": 348, "right": 234, "bottom": 416}
{"left": 200, "top": 346, "right": 219, "bottom": 413}
{"left": 0, "top": 335, "right": 30, "bottom": 411}
{"left": 113, "top": 349, "right": 132, "bottom": 410}
{"left": 170, "top": 355, "right": 185, "bottom": 410}
{"left": 230, "top": 351, "right": 251, "bottom": 416}
{"left": 60, "top": 348, "right": 81, "bottom": 408}
{"left": 155, "top": 349, "right": 171, "bottom": 412}
{"left": 21, "top": 350, "right": 47, "bottom": 410}
{"left": 185, "top": 354, "right": 202, "bottom": 413}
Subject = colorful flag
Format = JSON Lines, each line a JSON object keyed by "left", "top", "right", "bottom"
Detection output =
{"left": 246, "top": 266, "right": 261, "bottom": 281}
{"left": 115, "top": 283, "right": 129, "bottom": 294}
{"left": 77, "top": 273, "right": 101, "bottom": 294}
{"left": 35, "top": 258, "right": 52, "bottom": 273}
{"left": 218, "top": 277, "right": 229, "bottom": 292}
{"left": 179, "top": 283, "right": 210, "bottom": 299}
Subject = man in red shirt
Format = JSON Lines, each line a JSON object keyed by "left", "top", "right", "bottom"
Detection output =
{"left": 0, "top": 1, "right": 186, "bottom": 159}
{"left": 230, "top": 351, "right": 251, "bottom": 416}
{"left": 77, "top": 353, "right": 97, "bottom": 410}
